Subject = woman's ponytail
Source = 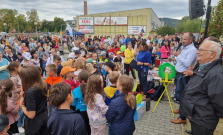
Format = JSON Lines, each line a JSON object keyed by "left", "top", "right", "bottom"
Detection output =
{"left": 125, "top": 94, "right": 136, "bottom": 109}
{"left": 0, "top": 88, "right": 8, "bottom": 115}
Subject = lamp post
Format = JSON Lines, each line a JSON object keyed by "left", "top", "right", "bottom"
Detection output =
{"left": 15, "top": 15, "right": 20, "bottom": 33}
{"left": 34, "top": 22, "right": 38, "bottom": 40}
{"left": 3, "top": 23, "right": 7, "bottom": 32}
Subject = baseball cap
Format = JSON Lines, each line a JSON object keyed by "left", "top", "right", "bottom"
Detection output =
{"left": 100, "top": 51, "right": 106, "bottom": 56}
{"left": 109, "top": 52, "right": 114, "bottom": 56}
{"left": 60, "top": 66, "right": 75, "bottom": 76}
{"left": 75, "top": 50, "right": 81, "bottom": 54}
{"left": 86, "top": 58, "right": 93, "bottom": 64}
{"left": 116, "top": 51, "right": 122, "bottom": 55}
{"left": 55, "top": 45, "right": 59, "bottom": 48}
{"left": 104, "top": 61, "right": 115, "bottom": 71}
{"left": 0, "top": 114, "right": 9, "bottom": 132}
{"left": 22, "top": 52, "right": 31, "bottom": 60}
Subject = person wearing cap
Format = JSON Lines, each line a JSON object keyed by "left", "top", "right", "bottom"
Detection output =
{"left": 99, "top": 51, "right": 109, "bottom": 63}
{"left": 21, "top": 52, "right": 33, "bottom": 66}
{"left": 0, "top": 114, "right": 10, "bottom": 135}
{"left": 114, "top": 51, "right": 123, "bottom": 64}
{"left": 104, "top": 61, "right": 116, "bottom": 87}
{"left": 108, "top": 52, "right": 115, "bottom": 61}
{"left": 0, "top": 51, "right": 10, "bottom": 80}
{"left": 96, "top": 42, "right": 107, "bottom": 55}
{"left": 61, "top": 66, "right": 79, "bottom": 91}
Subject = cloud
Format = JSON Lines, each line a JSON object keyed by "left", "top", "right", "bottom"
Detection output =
{"left": 0, "top": 0, "right": 219, "bottom": 21}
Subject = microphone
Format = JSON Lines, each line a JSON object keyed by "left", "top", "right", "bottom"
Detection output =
{"left": 176, "top": 42, "right": 182, "bottom": 51}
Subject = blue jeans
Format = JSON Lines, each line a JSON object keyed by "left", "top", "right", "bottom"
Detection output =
{"left": 138, "top": 70, "right": 148, "bottom": 95}
{"left": 17, "top": 107, "right": 25, "bottom": 127}
{"left": 174, "top": 73, "right": 189, "bottom": 101}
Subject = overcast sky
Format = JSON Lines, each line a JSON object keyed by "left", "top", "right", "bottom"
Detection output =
{"left": 0, "top": 0, "right": 220, "bottom": 21}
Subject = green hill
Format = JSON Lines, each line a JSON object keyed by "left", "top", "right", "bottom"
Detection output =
{"left": 159, "top": 18, "right": 180, "bottom": 28}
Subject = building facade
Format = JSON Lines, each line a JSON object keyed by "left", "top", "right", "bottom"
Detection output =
{"left": 76, "top": 8, "right": 163, "bottom": 37}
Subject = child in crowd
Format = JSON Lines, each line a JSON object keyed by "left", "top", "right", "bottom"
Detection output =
{"left": 106, "top": 75, "right": 136, "bottom": 135}
{"left": 7, "top": 62, "right": 25, "bottom": 133}
{"left": 109, "top": 52, "right": 115, "bottom": 61}
{"left": 0, "top": 79, "right": 19, "bottom": 135}
{"left": 86, "top": 52, "right": 92, "bottom": 59}
{"left": 45, "top": 64, "right": 62, "bottom": 96}
{"left": 42, "top": 54, "right": 47, "bottom": 76}
{"left": 74, "top": 58, "right": 85, "bottom": 81}
{"left": 104, "top": 71, "right": 120, "bottom": 105}
{"left": 85, "top": 75, "right": 108, "bottom": 135}
{"left": 17, "top": 52, "right": 23, "bottom": 63}
{"left": 0, "top": 114, "right": 10, "bottom": 135}
{"left": 155, "top": 47, "right": 161, "bottom": 67}
{"left": 21, "top": 52, "right": 32, "bottom": 66}
{"left": 48, "top": 83, "right": 87, "bottom": 135}
{"left": 19, "top": 65, "right": 48, "bottom": 135}
{"left": 61, "top": 66, "right": 79, "bottom": 91}
{"left": 104, "top": 61, "right": 116, "bottom": 87}
{"left": 72, "top": 70, "right": 91, "bottom": 135}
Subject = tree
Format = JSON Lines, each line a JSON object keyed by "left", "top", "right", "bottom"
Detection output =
{"left": 16, "top": 14, "right": 27, "bottom": 32}
{"left": 156, "top": 25, "right": 176, "bottom": 36}
{"left": 176, "top": 16, "right": 202, "bottom": 33}
{"left": 208, "top": 0, "right": 223, "bottom": 38}
{"left": 0, "top": 9, "right": 18, "bottom": 32}
{"left": 41, "top": 19, "right": 53, "bottom": 32}
{"left": 53, "top": 17, "right": 66, "bottom": 32}
{"left": 26, "top": 9, "right": 40, "bottom": 31}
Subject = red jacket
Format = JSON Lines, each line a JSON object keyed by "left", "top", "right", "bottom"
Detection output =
{"left": 114, "top": 47, "right": 120, "bottom": 55}
{"left": 63, "top": 79, "right": 79, "bottom": 91}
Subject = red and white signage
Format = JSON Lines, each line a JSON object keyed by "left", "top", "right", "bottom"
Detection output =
{"left": 79, "top": 17, "right": 93, "bottom": 25}
{"left": 79, "top": 26, "right": 94, "bottom": 34}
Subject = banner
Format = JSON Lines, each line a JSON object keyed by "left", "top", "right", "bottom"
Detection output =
{"left": 94, "top": 17, "right": 110, "bottom": 25}
{"left": 79, "top": 17, "right": 93, "bottom": 25}
{"left": 66, "top": 23, "right": 73, "bottom": 36}
{"left": 128, "top": 26, "right": 146, "bottom": 35}
{"left": 111, "top": 17, "right": 127, "bottom": 25}
{"left": 79, "top": 26, "right": 94, "bottom": 34}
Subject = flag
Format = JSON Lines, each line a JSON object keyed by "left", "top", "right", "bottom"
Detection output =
{"left": 65, "top": 23, "right": 73, "bottom": 36}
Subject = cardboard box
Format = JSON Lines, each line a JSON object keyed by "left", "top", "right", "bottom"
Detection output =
{"left": 134, "top": 101, "right": 146, "bottom": 121}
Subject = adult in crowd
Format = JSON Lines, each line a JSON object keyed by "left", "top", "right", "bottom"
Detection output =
{"left": 38, "top": 46, "right": 47, "bottom": 59}
{"left": 161, "top": 35, "right": 169, "bottom": 47}
{"left": 30, "top": 49, "right": 43, "bottom": 72}
{"left": 29, "top": 38, "right": 36, "bottom": 51}
{"left": 0, "top": 51, "right": 10, "bottom": 80}
{"left": 181, "top": 40, "right": 223, "bottom": 135}
{"left": 96, "top": 42, "right": 107, "bottom": 55}
{"left": 79, "top": 43, "right": 87, "bottom": 57}
{"left": 3, "top": 45, "right": 18, "bottom": 62}
{"left": 131, "top": 35, "right": 137, "bottom": 49}
{"left": 124, "top": 42, "right": 136, "bottom": 79}
{"left": 160, "top": 40, "right": 171, "bottom": 62}
{"left": 46, "top": 48, "right": 64, "bottom": 66}
{"left": 137, "top": 41, "right": 152, "bottom": 98}
{"left": 59, "top": 37, "right": 65, "bottom": 55}
{"left": 170, "top": 32, "right": 197, "bottom": 124}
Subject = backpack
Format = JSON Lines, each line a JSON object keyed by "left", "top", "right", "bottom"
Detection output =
{"left": 147, "top": 85, "right": 164, "bottom": 101}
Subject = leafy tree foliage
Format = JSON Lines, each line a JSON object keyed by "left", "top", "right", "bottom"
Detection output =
{"left": 156, "top": 25, "right": 176, "bottom": 36}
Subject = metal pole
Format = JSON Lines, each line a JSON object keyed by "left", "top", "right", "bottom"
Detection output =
{"left": 36, "top": 25, "right": 38, "bottom": 40}
{"left": 61, "top": 24, "right": 62, "bottom": 33}
{"left": 4, "top": 27, "right": 6, "bottom": 32}
{"left": 115, "top": 22, "right": 117, "bottom": 37}
{"left": 203, "top": 0, "right": 212, "bottom": 39}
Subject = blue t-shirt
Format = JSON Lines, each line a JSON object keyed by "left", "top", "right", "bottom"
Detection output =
{"left": 0, "top": 58, "right": 9, "bottom": 80}
{"left": 137, "top": 51, "right": 152, "bottom": 72}
{"left": 72, "top": 85, "right": 87, "bottom": 112}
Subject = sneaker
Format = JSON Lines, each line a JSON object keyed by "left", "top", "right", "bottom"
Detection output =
{"left": 18, "top": 127, "right": 25, "bottom": 133}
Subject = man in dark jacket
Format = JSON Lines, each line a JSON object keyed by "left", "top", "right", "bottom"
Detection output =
{"left": 180, "top": 40, "right": 223, "bottom": 135}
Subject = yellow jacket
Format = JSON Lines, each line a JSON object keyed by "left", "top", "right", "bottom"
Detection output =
{"left": 124, "top": 48, "right": 134, "bottom": 64}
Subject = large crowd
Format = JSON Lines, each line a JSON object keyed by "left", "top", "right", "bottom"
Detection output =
{"left": 0, "top": 32, "right": 223, "bottom": 135}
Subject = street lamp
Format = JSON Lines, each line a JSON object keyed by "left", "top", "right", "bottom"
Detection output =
{"left": 15, "top": 15, "right": 20, "bottom": 33}
{"left": 34, "top": 22, "right": 38, "bottom": 40}
{"left": 3, "top": 23, "right": 7, "bottom": 32}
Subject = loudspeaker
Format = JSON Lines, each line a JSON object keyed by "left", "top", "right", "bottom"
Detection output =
{"left": 189, "top": 0, "right": 205, "bottom": 20}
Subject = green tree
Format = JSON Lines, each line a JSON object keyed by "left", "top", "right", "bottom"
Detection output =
{"left": 176, "top": 16, "right": 202, "bottom": 33}
{"left": 156, "top": 25, "right": 176, "bottom": 36}
{"left": 0, "top": 9, "right": 18, "bottom": 32}
{"left": 53, "top": 17, "right": 66, "bottom": 32}
{"left": 208, "top": 0, "right": 223, "bottom": 38}
{"left": 16, "top": 14, "right": 27, "bottom": 33}
{"left": 41, "top": 19, "right": 54, "bottom": 32}
{"left": 26, "top": 9, "right": 40, "bottom": 31}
